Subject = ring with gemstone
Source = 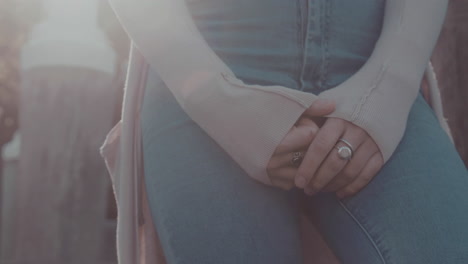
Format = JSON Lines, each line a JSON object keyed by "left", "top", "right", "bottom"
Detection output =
{"left": 335, "top": 146, "right": 353, "bottom": 161}
{"left": 291, "top": 151, "right": 304, "bottom": 167}
{"left": 338, "top": 138, "right": 354, "bottom": 152}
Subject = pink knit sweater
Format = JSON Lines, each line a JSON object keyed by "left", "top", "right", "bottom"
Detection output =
{"left": 101, "top": 0, "right": 452, "bottom": 263}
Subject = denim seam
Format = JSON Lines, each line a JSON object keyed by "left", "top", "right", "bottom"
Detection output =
{"left": 317, "top": 0, "right": 325, "bottom": 89}
{"left": 297, "top": 0, "right": 310, "bottom": 91}
{"left": 318, "top": 0, "right": 331, "bottom": 90}
{"left": 296, "top": 0, "right": 303, "bottom": 90}
{"left": 337, "top": 200, "right": 388, "bottom": 264}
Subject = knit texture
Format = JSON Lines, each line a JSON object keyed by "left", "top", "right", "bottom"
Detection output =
{"left": 104, "top": 0, "right": 450, "bottom": 263}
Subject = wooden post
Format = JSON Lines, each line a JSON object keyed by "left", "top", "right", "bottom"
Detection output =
{"left": 9, "top": 67, "right": 119, "bottom": 264}
{"left": 5, "top": 0, "right": 119, "bottom": 262}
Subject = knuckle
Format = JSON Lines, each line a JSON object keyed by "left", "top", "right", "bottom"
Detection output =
{"left": 303, "top": 127, "right": 315, "bottom": 140}
{"left": 297, "top": 129, "right": 313, "bottom": 143}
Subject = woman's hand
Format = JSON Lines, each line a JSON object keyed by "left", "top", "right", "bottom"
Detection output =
{"left": 294, "top": 117, "right": 384, "bottom": 199}
{"left": 267, "top": 99, "right": 335, "bottom": 190}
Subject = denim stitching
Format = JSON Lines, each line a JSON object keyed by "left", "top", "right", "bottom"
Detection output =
{"left": 297, "top": 0, "right": 309, "bottom": 91}
{"left": 297, "top": 0, "right": 304, "bottom": 90}
{"left": 337, "top": 200, "right": 388, "bottom": 264}
{"left": 318, "top": 0, "right": 331, "bottom": 91}
{"left": 318, "top": 0, "right": 325, "bottom": 89}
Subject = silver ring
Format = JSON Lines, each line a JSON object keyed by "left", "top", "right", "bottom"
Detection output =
{"left": 291, "top": 152, "right": 304, "bottom": 167}
{"left": 338, "top": 138, "right": 354, "bottom": 152}
{"left": 335, "top": 146, "right": 353, "bottom": 161}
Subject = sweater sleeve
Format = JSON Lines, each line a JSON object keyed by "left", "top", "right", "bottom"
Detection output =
{"left": 108, "top": 0, "right": 320, "bottom": 185}
{"left": 108, "top": 0, "right": 447, "bottom": 185}
{"left": 319, "top": 0, "right": 448, "bottom": 162}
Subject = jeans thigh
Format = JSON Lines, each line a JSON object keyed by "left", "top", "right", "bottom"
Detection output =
{"left": 141, "top": 70, "right": 303, "bottom": 264}
{"left": 305, "top": 94, "right": 468, "bottom": 264}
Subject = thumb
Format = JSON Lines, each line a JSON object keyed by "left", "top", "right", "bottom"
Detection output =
{"left": 303, "top": 98, "right": 335, "bottom": 118}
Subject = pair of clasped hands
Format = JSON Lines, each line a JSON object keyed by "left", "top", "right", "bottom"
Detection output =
{"left": 267, "top": 99, "right": 384, "bottom": 199}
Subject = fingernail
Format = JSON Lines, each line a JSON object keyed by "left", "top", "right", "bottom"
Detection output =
{"left": 295, "top": 176, "right": 307, "bottom": 188}
{"left": 307, "top": 126, "right": 317, "bottom": 135}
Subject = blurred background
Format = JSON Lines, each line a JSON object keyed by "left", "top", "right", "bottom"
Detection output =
{"left": 0, "top": 0, "right": 466, "bottom": 264}
{"left": 1, "top": 0, "right": 129, "bottom": 263}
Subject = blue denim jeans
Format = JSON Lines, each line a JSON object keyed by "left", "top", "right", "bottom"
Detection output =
{"left": 141, "top": 0, "right": 468, "bottom": 263}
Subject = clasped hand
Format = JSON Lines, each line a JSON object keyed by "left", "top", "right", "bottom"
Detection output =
{"left": 267, "top": 99, "right": 384, "bottom": 199}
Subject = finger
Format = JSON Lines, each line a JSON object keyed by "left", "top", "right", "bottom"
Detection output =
{"left": 268, "top": 167, "right": 298, "bottom": 190}
{"left": 338, "top": 122, "right": 368, "bottom": 151}
{"left": 295, "top": 118, "right": 345, "bottom": 189}
{"left": 323, "top": 138, "right": 378, "bottom": 192}
{"left": 269, "top": 166, "right": 297, "bottom": 182}
{"left": 303, "top": 144, "right": 348, "bottom": 195}
{"left": 304, "top": 124, "right": 368, "bottom": 194}
{"left": 296, "top": 115, "right": 327, "bottom": 129}
{"left": 268, "top": 148, "right": 308, "bottom": 169}
{"left": 336, "top": 152, "right": 384, "bottom": 199}
{"left": 302, "top": 99, "right": 336, "bottom": 118}
{"left": 275, "top": 124, "right": 318, "bottom": 154}
{"left": 296, "top": 116, "right": 317, "bottom": 127}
